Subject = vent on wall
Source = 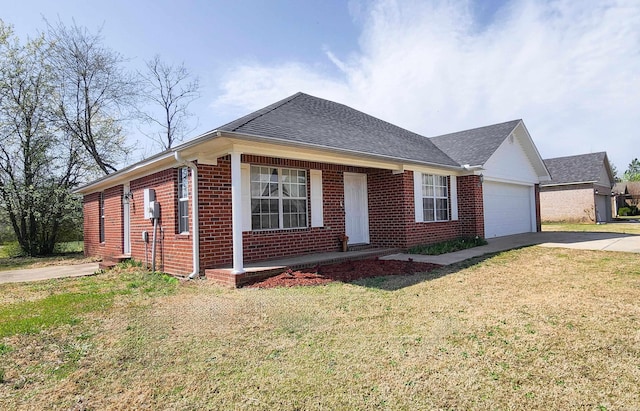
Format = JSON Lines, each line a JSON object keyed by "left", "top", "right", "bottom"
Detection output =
{"left": 508, "top": 134, "right": 515, "bottom": 144}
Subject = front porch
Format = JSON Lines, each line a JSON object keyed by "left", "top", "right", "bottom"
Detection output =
{"left": 205, "top": 247, "right": 400, "bottom": 288}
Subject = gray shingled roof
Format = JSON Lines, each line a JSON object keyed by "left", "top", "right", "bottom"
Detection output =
{"left": 428, "top": 120, "right": 521, "bottom": 166}
{"left": 541, "top": 152, "right": 609, "bottom": 186}
{"left": 217, "top": 92, "right": 460, "bottom": 167}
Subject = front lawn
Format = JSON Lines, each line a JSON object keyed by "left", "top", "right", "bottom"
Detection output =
{"left": 1, "top": 247, "right": 639, "bottom": 409}
{"left": 543, "top": 221, "right": 640, "bottom": 235}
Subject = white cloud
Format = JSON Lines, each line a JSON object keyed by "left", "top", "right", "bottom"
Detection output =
{"left": 212, "top": 0, "right": 640, "bottom": 170}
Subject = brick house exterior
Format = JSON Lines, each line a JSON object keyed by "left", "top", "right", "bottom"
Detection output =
{"left": 77, "top": 93, "right": 550, "bottom": 283}
{"left": 540, "top": 152, "right": 614, "bottom": 223}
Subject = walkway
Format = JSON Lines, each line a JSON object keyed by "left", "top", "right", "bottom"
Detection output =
{"left": 0, "top": 262, "right": 100, "bottom": 284}
{"left": 382, "top": 231, "right": 640, "bottom": 265}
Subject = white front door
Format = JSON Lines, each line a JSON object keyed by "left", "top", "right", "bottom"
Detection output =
{"left": 344, "top": 173, "right": 369, "bottom": 244}
{"left": 123, "top": 183, "right": 131, "bottom": 255}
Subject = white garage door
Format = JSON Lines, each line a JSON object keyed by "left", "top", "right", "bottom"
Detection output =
{"left": 483, "top": 181, "right": 534, "bottom": 238}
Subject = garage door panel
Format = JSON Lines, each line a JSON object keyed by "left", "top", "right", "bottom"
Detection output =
{"left": 483, "top": 181, "right": 533, "bottom": 238}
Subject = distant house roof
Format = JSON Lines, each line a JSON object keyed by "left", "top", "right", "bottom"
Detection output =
{"left": 429, "top": 120, "right": 522, "bottom": 166}
{"left": 218, "top": 92, "right": 459, "bottom": 167}
{"left": 613, "top": 181, "right": 640, "bottom": 196}
{"left": 541, "top": 152, "right": 613, "bottom": 186}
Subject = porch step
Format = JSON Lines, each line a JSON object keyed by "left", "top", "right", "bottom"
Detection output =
{"left": 99, "top": 254, "right": 131, "bottom": 270}
{"left": 347, "top": 243, "right": 376, "bottom": 252}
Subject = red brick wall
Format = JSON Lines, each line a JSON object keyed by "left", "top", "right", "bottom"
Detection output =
{"left": 83, "top": 156, "right": 488, "bottom": 276}
{"left": 457, "top": 175, "right": 485, "bottom": 238}
{"left": 403, "top": 171, "right": 463, "bottom": 248}
{"left": 239, "top": 155, "right": 358, "bottom": 265}
{"left": 83, "top": 186, "right": 124, "bottom": 259}
{"left": 83, "top": 192, "right": 100, "bottom": 257}
{"left": 367, "top": 169, "right": 408, "bottom": 247}
{"left": 128, "top": 168, "right": 194, "bottom": 275}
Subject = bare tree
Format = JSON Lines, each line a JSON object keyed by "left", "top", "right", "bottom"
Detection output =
{"left": 139, "top": 55, "right": 200, "bottom": 149}
{"left": 47, "top": 20, "right": 138, "bottom": 175}
{"left": 0, "top": 21, "right": 82, "bottom": 255}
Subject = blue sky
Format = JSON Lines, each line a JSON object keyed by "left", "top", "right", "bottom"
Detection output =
{"left": 4, "top": 0, "right": 639, "bottom": 173}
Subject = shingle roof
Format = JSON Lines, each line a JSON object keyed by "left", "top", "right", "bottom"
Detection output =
{"left": 429, "top": 120, "right": 521, "bottom": 166}
{"left": 541, "top": 152, "right": 609, "bottom": 186}
{"left": 613, "top": 181, "right": 640, "bottom": 196}
{"left": 217, "top": 92, "right": 460, "bottom": 167}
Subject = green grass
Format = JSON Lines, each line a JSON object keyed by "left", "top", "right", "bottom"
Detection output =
{"left": 0, "top": 267, "right": 178, "bottom": 338}
{"left": 408, "top": 235, "right": 488, "bottom": 255}
{"left": 0, "top": 241, "right": 90, "bottom": 271}
{"left": 0, "top": 292, "right": 114, "bottom": 338}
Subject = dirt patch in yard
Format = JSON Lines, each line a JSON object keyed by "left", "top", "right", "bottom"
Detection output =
{"left": 246, "top": 258, "right": 441, "bottom": 288}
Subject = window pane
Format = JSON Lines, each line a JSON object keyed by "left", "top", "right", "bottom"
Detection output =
{"left": 269, "top": 168, "right": 278, "bottom": 182}
{"left": 423, "top": 198, "right": 434, "bottom": 222}
{"left": 436, "top": 199, "right": 449, "bottom": 221}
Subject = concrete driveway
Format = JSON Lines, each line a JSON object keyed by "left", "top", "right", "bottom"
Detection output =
{"left": 383, "top": 231, "right": 640, "bottom": 265}
{"left": 0, "top": 262, "right": 100, "bottom": 284}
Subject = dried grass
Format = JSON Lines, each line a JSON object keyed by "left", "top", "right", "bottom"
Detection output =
{"left": 1, "top": 247, "right": 639, "bottom": 410}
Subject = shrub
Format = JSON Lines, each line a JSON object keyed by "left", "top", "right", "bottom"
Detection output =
{"left": 409, "top": 236, "right": 488, "bottom": 255}
{"left": 618, "top": 207, "right": 631, "bottom": 216}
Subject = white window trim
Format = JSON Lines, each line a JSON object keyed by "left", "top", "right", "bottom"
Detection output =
{"left": 310, "top": 169, "right": 324, "bottom": 227}
{"left": 99, "top": 192, "right": 105, "bottom": 243}
{"left": 178, "top": 167, "right": 189, "bottom": 233}
{"left": 249, "top": 165, "right": 308, "bottom": 231}
{"left": 419, "top": 173, "right": 450, "bottom": 222}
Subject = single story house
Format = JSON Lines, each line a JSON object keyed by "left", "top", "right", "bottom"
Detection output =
{"left": 539, "top": 152, "right": 614, "bottom": 223}
{"left": 75, "top": 92, "right": 550, "bottom": 285}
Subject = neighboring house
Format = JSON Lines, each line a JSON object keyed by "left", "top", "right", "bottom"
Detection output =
{"left": 75, "top": 92, "right": 550, "bottom": 285}
{"left": 539, "top": 152, "right": 614, "bottom": 223}
{"left": 612, "top": 181, "right": 640, "bottom": 214}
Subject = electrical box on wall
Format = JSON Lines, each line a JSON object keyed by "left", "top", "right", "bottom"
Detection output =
{"left": 144, "top": 189, "right": 155, "bottom": 219}
{"left": 147, "top": 201, "right": 160, "bottom": 219}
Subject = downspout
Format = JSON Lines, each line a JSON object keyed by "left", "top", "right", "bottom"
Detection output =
{"left": 174, "top": 152, "right": 200, "bottom": 279}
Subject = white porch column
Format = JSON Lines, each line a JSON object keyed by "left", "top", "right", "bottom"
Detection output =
{"left": 230, "top": 151, "right": 245, "bottom": 274}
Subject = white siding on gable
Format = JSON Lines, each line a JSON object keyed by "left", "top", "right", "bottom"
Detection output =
{"left": 483, "top": 134, "right": 538, "bottom": 184}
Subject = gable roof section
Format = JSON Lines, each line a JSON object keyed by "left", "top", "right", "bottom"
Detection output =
{"left": 542, "top": 152, "right": 612, "bottom": 186}
{"left": 429, "top": 120, "right": 521, "bottom": 167}
{"left": 217, "top": 92, "right": 459, "bottom": 167}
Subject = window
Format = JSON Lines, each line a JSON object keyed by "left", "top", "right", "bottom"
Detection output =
{"left": 99, "top": 192, "right": 105, "bottom": 243}
{"left": 178, "top": 167, "right": 189, "bottom": 233}
{"left": 250, "top": 166, "right": 307, "bottom": 230}
{"left": 422, "top": 174, "right": 449, "bottom": 221}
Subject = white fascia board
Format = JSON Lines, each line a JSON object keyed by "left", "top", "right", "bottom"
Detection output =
{"left": 73, "top": 152, "right": 177, "bottom": 195}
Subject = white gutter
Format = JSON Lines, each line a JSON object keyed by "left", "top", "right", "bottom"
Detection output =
{"left": 174, "top": 152, "right": 200, "bottom": 279}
